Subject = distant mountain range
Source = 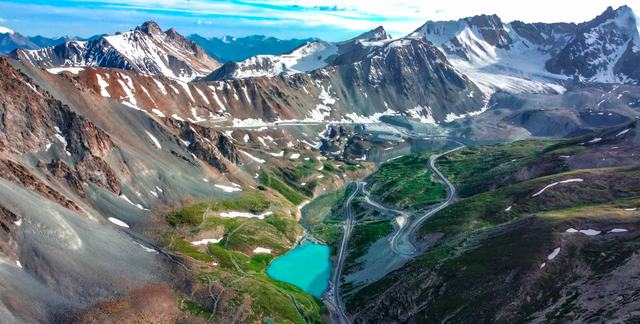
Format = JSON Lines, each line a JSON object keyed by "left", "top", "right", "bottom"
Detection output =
{"left": 5, "top": 5, "right": 639, "bottom": 124}
{"left": 0, "top": 26, "right": 104, "bottom": 54}
{"left": 27, "top": 34, "right": 106, "bottom": 48}
{"left": 186, "top": 34, "right": 318, "bottom": 62}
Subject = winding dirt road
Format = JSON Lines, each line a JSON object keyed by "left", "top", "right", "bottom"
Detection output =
{"left": 390, "top": 146, "right": 463, "bottom": 256}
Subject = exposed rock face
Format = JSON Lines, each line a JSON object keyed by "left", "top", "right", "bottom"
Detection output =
{"left": 0, "top": 202, "right": 19, "bottom": 238}
{"left": 509, "top": 21, "right": 577, "bottom": 55}
{"left": 46, "top": 156, "right": 120, "bottom": 199}
{"left": 164, "top": 118, "right": 239, "bottom": 173}
{"left": 204, "top": 29, "right": 484, "bottom": 124}
{"left": 0, "top": 202, "right": 19, "bottom": 262}
{"left": 65, "top": 115, "right": 114, "bottom": 158}
{"left": 0, "top": 57, "right": 113, "bottom": 155}
{"left": 0, "top": 56, "right": 120, "bottom": 202}
{"left": 0, "top": 159, "right": 82, "bottom": 211}
{"left": 8, "top": 21, "right": 221, "bottom": 81}
{"left": 47, "top": 159, "right": 86, "bottom": 198}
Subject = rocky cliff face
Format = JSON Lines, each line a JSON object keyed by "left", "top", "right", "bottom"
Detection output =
{"left": 0, "top": 56, "right": 120, "bottom": 204}
{"left": 163, "top": 117, "right": 239, "bottom": 172}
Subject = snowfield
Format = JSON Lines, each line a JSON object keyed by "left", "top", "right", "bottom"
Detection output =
{"left": 547, "top": 248, "right": 561, "bottom": 260}
{"left": 108, "top": 217, "right": 130, "bottom": 228}
{"left": 192, "top": 238, "right": 222, "bottom": 245}
{"left": 253, "top": 247, "right": 272, "bottom": 254}
{"left": 215, "top": 184, "right": 242, "bottom": 193}
{"left": 532, "top": 179, "right": 584, "bottom": 197}
{"left": 220, "top": 211, "right": 273, "bottom": 219}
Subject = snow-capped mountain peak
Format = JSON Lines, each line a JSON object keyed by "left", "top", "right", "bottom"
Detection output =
{"left": 9, "top": 21, "right": 221, "bottom": 81}
{"left": 411, "top": 13, "right": 571, "bottom": 95}
{"left": 340, "top": 26, "right": 391, "bottom": 44}
{"left": 139, "top": 20, "right": 164, "bottom": 36}
{"left": 546, "top": 5, "right": 640, "bottom": 84}
{"left": 0, "top": 26, "right": 14, "bottom": 35}
{"left": 221, "top": 35, "right": 236, "bottom": 43}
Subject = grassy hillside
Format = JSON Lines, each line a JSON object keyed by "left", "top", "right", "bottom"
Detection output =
{"left": 163, "top": 188, "right": 325, "bottom": 324}
{"left": 420, "top": 166, "right": 640, "bottom": 242}
{"left": 368, "top": 153, "right": 447, "bottom": 209}
{"left": 346, "top": 124, "right": 640, "bottom": 323}
{"left": 350, "top": 201, "right": 640, "bottom": 323}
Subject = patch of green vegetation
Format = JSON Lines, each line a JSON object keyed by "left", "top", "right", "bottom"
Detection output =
{"left": 303, "top": 186, "right": 346, "bottom": 226}
{"left": 167, "top": 189, "right": 271, "bottom": 227}
{"left": 436, "top": 139, "right": 559, "bottom": 197}
{"left": 351, "top": 197, "right": 367, "bottom": 216}
{"left": 206, "top": 244, "right": 236, "bottom": 269}
{"left": 321, "top": 161, "right": 343, "bottom": 173}
{"left": 179, "top": 297, "right": 212, "bottom": 319}
{"left": 369, "top": 153, "right": 447, "bottom": 209}
{"left": 581, "top": 238, "right": 639, "bottom": 275}
{"left": 434, "top": 139, "right": 602, "bottom": 198}
{"left": 236, "top": 274, "right": 326, "bottom": 324}
{"left": 260, "top": 171, "right": 308, "bottom": 205}
{"left": 415, "top": 218, "right": 557, "bottom": 323}
{"left": 276, "top": 166, "right": 318, "bottom": 197}
{"left": 311, "top": 224, "right": 342, "bottom": 256}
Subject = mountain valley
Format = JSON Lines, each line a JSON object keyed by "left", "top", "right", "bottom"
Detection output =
{"left": 0, "top": 4, "right": 639, "bottom": 324}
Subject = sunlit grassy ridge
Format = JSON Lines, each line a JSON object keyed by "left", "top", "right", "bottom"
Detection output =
{"left": 369, "top": 153, "right": 447, "bottom": 209}
{"left": 435, "top": 139, "right": 588, "bottom": 197}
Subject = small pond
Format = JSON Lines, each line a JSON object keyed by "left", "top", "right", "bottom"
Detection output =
{"left": 266, "top": 242, "right": 332, "bottom": 298}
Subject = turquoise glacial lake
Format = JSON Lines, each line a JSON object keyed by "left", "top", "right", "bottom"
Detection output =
{"left": 266, "top": 242, "right": 332, "bottom": 298}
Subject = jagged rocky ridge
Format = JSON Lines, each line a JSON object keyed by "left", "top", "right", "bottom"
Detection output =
{"left": 203, "top": 26, "right": 484, "bottom": 124}
{"left": 546, "top": 5, "right": 640, "bottom": 83}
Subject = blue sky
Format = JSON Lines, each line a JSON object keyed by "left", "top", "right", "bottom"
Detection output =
{"left": 0, "top": 0, "right": 635, "bottom": 41}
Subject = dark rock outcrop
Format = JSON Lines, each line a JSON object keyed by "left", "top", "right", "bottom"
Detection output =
{"left": 0, "top": 159, "right": 82, "bottom": 211}
{"left": 163, "top": 118, "right": 239, "bottom": 173}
